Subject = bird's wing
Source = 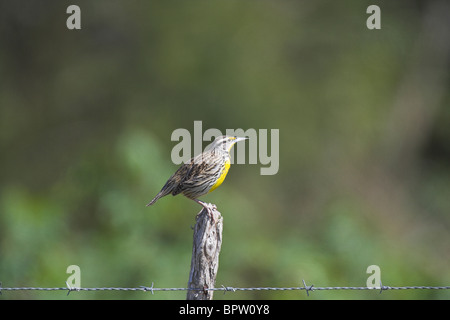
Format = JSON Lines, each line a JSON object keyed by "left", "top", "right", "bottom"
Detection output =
{"left": 172, "top": 152, "right": 213, "bottom": 195}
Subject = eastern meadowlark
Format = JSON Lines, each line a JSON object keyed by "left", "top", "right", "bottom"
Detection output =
{"left": 147, "top": 135, "right": 248, "bottom": 217}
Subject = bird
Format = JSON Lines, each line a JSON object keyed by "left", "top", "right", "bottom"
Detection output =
{"left": 146, "top": 135, "right": 248, "bottom": 218}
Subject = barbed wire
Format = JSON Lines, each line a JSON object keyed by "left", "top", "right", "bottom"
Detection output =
{"left": 1, "top": 281, "right": 450, "bottom": 296}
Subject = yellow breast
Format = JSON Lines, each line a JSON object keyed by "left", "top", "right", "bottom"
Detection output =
{"left": 209, "top": 159, "right": 231, "bottom": 193}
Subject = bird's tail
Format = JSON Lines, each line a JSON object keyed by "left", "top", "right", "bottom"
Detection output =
{"left": 146, "top": 189, "right": 171, "bottom": 207}
{"left": 147, "top": 174, "right": 179, "bottom": 207}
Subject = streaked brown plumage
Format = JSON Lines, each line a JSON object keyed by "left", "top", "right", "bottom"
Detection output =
{"left": 147, "top": 135, "right": 247, "bottom": 214}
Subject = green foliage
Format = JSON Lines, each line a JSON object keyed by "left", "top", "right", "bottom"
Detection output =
{"left": 1, "top": 1, "right": 449, "bottom": 299}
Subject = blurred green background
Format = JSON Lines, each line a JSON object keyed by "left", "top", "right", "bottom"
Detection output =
{"left": 1, "top": 0, "right": 449, "bottom": 299}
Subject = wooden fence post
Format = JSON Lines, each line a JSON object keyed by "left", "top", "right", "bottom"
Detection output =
{"left": 186, "top": 205, "right": 223, "bottom": 300}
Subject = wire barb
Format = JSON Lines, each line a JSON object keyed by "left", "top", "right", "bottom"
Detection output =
{"left": 221, "top": 285, "right": 236, "bottom": 295}
{"left": 140, "top": 282, "right": 155, "bottom": 294}
{"left": 65, "top": 281, "right": 81, "bottom": 296}
{"left": 378, "top": 281, "right": 391, "bottom": 294}
{"left": 302, "top": 279, "right": 314, "bottom": 297}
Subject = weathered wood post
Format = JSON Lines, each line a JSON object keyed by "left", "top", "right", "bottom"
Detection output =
{"left": 186, "top": 205, "right": 223, "bottom": 300}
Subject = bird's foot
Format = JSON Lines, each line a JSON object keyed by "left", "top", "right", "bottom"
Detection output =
{"left": 205, "top": 203, "right": 216, "bottom": 224}
{"left": 194, "top": 199, "right": 217, "bottom": 224}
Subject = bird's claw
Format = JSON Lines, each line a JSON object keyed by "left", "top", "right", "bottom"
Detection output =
{"left": 205, "top": 203, "right": 216, "bottom": 224}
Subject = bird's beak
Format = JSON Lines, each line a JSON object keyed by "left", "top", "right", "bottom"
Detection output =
{"left": 235, "top": 136, "right": 249, "bottom": 143}
{"left": 226, "top": 136, "right": 248, "bottom": 152}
